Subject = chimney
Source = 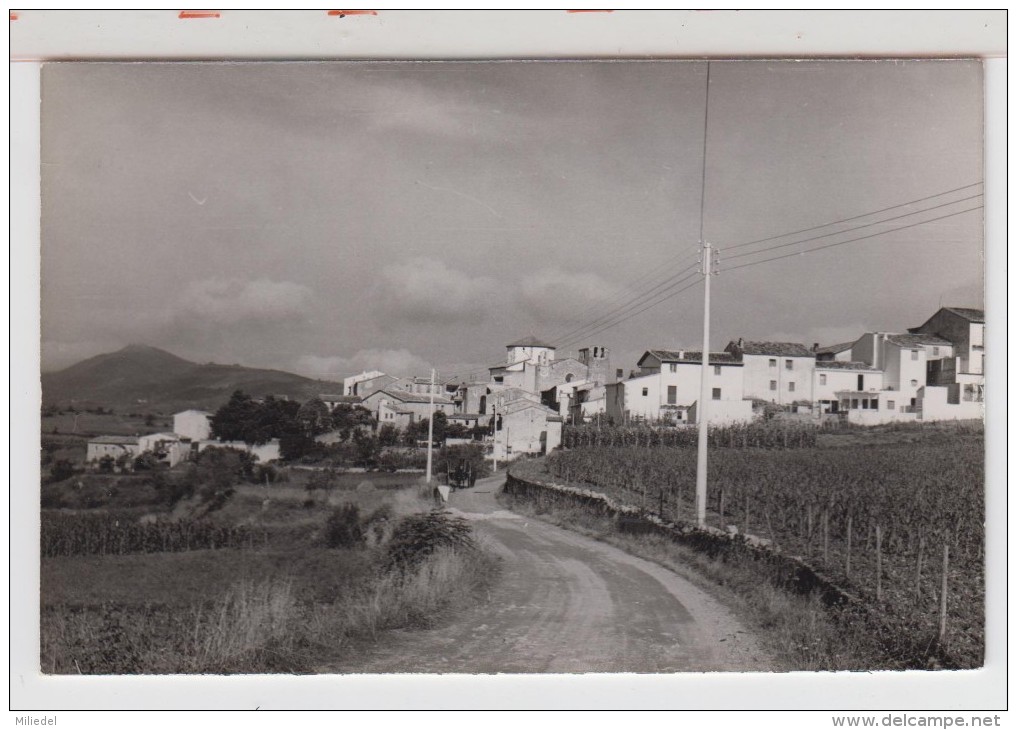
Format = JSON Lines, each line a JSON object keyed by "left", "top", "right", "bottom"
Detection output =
{"left": 812, "top": 342, "right": 819, "bottom": 352}
{"left": 737, "top": 337, "right": 744, "bottom": 350}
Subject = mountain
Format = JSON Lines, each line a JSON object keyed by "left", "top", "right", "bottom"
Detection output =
{"left": 41, "top": 344, "right": 346, "bottom": 413}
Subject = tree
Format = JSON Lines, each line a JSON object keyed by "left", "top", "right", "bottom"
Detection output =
{"left": 378, "top": 423, "right": 401, "bottom": 447}
{"left": 210, "top": 390, "right": 301, "bottom": 445}
{"left": 49, "top": 459, "right": 76, "bottom": 483}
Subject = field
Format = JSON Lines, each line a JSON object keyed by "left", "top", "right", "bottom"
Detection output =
{"left": 40, "top": 467, "right": 497, "bottom": 674}
{"left": 541, "top": 421, "right": 985, "bottom": 668}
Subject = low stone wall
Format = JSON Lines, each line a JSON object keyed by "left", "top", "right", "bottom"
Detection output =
{"left": 505, "top": 465, "right": 858, "bottom": 608}
{"left": 505, "top": 461, "right": 964, "bottom": 669}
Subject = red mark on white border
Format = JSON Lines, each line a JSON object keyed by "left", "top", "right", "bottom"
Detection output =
{"left": 10, "top": 12, "right": 18, "bottom": 20}
{"left": 178, "top": 10, "right": 220, "bottom": 19}
{"left": 327, "top": 9, "right": 378, "bottom": 16}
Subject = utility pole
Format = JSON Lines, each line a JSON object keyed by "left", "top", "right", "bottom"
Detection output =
{"left": 695, "top": 60, "right": 713, "bottom": 529}
{"left": 491, "top": 400, "right": 498, "bottom": 473}
{"left": 426, "top": 368, "right": 436, "bottom": 484}
{"left": 695, "top": 242, "right": 713, "bottom": 527}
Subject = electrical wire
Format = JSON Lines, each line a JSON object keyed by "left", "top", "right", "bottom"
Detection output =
{"left": 723, "top": 205, "right": 983, "bottom": 274}
{"left": 723, "top": 193, "right": 984, "bottom": 262}
{"left": 723, "top": 181, "right": 983, "bottom": 252}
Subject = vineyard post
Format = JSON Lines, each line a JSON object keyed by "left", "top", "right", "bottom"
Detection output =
{"left": 939, "top": 542, "right": 949, "bottom": 642}
{"left": 875, "top": 523, "right": 883, "bottom": 601}
{"left": 846, "top": 514, "right": 853, "bottom": 578}
{"left": 822, "top": 509, "right": 829, "bottom": 564}
{"left": 915, "top": 534, "right": 925, "bottom": 601}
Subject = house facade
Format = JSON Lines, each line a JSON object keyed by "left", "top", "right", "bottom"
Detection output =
{"left": 360, "top": 387, "right": 456, "bottom": 424}
{"left": 724, "top": 339, "right": 816, "bottom": 406}
{"left": 173, "top": 409, "right": 212, "bottom": 441}
{"left": 492, "top": 399, "right": 563, "bottom": 459}
{"left": 605, "top": 350, "right": 752, "bottom": 425}
{"left": 813, "top": 362, "right": 884, "bottom": 414}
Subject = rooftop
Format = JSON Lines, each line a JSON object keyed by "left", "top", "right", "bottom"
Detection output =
{"left": 942, "top": 307, "right": 984, "bottom": 323}
{"left": 886, "top": 333, "right": 952, "bottom": 348}
{"left": 377, "top": 388, "right": 455, "bottom": 405}
{"left": 815, "top": 361, "right": 880, "bottom": 371}
{"left": 506, "top": 335, "right": 556, "bottom": 349}
{"left": 318, "top": 394, "right": 361, "bottom": 403}
{"left": 729, "top": 340, "right": 815, "bottom": 357}
{"left": 90, "top": 435, "right": 139, "bottom": 445}
{"left": 814, "top": 341, "right": 854, "bottom": 356}
{"left": 641, "top": 349, "right": 743, "bottom": 365}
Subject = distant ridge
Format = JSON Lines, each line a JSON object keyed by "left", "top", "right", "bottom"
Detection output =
{"left": 41, "top": 344, "right": 345, "bottom": 413}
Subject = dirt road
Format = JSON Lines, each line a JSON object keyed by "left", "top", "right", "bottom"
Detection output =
{"left": 331, "top": 474, "right": 772, "bottom": 673}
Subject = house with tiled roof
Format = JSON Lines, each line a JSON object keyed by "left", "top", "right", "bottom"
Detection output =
{"left": 849, "top": 331, "right": 955, "bottom": 406}
{"left": 907, "top": 306, "right": 985, "bottom": 380}
{"left": 813, "top": 341, "right": 854, "bottom": 362}
{"left": 360, "top": 387, "right": 456, "bottom": 426}
{"left": 604, "top": 348, "right": 752, "bottom": 426}
{"left": 724, "top": 338, "right": 816, "bottom": 406}
{"left": 491, "top": 398, "right": 563, "bottom": 459}
{"left": 813, "top": 361, "right": 884, "bottom": 414}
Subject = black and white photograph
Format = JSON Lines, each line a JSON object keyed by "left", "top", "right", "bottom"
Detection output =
{"left": 11, "top": 8, "right": 1005, "bottom": 716}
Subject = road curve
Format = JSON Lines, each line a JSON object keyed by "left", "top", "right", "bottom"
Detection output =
{"left": 328, "top": 474, "right": 773, "bottom": 673}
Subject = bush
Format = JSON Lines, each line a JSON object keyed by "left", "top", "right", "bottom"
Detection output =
{"left": 49, "top": 459, "right": 77, "bottom": 483}
{"left": 384, "top": 511, "right": 475, "bottom": 570}
{"left": 324, "top": 504, "right": 364, "bottom": 548}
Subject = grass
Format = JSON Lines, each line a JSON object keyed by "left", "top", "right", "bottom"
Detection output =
{"left": 41, "top": 412, "right": 173, "bottom": 438}
{"left": 41, "top": 544, "right": 498, "bottom": 674}
{"left": 499, "top": 493, "right": 892, "bottom": 672}
{"left": 40, "top": 476, "right": 498, "bottom": 674}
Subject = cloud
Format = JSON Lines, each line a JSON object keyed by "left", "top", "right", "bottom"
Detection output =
{"left": 376, "top": 258, "right": 499, "bottom": 324}
{"left": 297, "top": 349, "right": 432, "bottom": 379}
{"left": 172, "top": 278, "right": 312, "bottom": 326}
{"left": 518, "top": 269, "right": 623, "bottom": 323}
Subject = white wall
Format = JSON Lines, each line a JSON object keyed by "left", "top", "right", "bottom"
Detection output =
{"left": 814, "top": 368, "right": 883, "bottom": 403}
{"left": 740, "top": 354, "right": 814, "bottom": 404}
{"left": 621, "top": 366, "right": 750, "bottom": 425}
{"left": 173, "top": 411, "right": 211, "bottom": 441}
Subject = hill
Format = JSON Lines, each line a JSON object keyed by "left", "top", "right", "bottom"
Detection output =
{"left": 41, "top": 344, "right": 345, "bottom": 413}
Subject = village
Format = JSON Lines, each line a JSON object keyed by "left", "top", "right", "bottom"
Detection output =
{"left": 83, "top": 304, "right": 984, "bottom": 471}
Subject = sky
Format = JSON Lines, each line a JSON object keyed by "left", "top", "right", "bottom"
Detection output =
{"left": 40, "top": 60, "right": 984, "bottom": 380}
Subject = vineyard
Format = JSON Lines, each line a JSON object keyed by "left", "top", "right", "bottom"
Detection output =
{"left": 562, "top": 422, "right": 818, "bottom": 449}
{"left": 545, "top": 435, "right": 984, "bottom": 668}
{"left": 41, "top": 511, "right": 269, "bottom": 557}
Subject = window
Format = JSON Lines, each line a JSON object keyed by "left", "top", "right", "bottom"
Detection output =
{"left": 714, "top": 365, "right": 721, "bottom": 376}
{"left": 769, "top": 358, "right": 777, "bottom": 368}
{"left": 857, "top": 374, "right": 864, "bottom": 390}
{"left": 785, "top": 359, "right": 793, "bottom": 370}
{"left": 851, "top": 399, "right": 859, "bottom": 409}
{"left": 641, "top": 387, "right": 649, "bottom": 397}
{"left": 667, "top": 386, "right": 677, "bottom": 405}
{"left": 887, "top": 400, "right": 895, "bottom": 411}
{"left": 932, "top": 347, "right": 940, "bottom": 356}
{"left": 911, "top": 350, "right": 919, "bottom": 361}
{"left": 910, "top": 379, "right": 918, "bottom": 387}
{"left": 712, "top": 388, "right": 721, "bottom": 400}
{"left": 788, "top": 381, "right": 796, "bottom": 392}
{"left": 669, "top": 363, "right": 677, "bottom": 373}
{"left": 819, "top": 374, "right": 827, "bottom": 385}
{"left": 769, "top": 380, "right": 777, "bottom": 391}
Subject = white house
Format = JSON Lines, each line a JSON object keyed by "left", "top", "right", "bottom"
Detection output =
{"left": 813, "top": 361, "right": 884, "bottom": 415}
{"left": 86, "top": 436, "right": 140, "bottom": 466}
{"left": 173, "top": 409, "right": 212, "bottom": 441}
{"left": 360, "top": 387, "right": 456, "bottom": 425}
{"left": 137, "top": 432, "right": 190, "bottom": 468}
{"left": 724, "top": 339, "right": 816, "bottom": 406}
{"left": 850, "top": 332, "right": 953, "bottom": 407}
{"left": 605, "top": 350, "right": 752, "bottom": 425}
{"left": 492, "top": 399, "right": 563, "bottom": 459}
{"left": 197, "top": 439, "right": 281, "bottom": 463}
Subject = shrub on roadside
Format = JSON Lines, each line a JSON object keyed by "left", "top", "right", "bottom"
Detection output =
{"left": 324, "top": 504, "right": 364, "bottom": 548}
{"left": 384, "top": 510, "right": 475, "bottom": 569}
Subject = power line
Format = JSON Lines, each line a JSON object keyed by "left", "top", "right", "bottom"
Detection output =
{"left": 556, "top": 274, "right": 704, "bottom": 351}
{"left": 724, "top": 181, "right": 983, "bottom": 252}
{"left": 723, "top": 193, "right": 984, "bottom": 262}
{"left": 544, "top": 250, "right": 700, "bottom": 344}
{"left": 551, "top": 267, "right": 702, "bottom": 350}
{"left": 723, "top": 205, "right": 983, "bottom": 274}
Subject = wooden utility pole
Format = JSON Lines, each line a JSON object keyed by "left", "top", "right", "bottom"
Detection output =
{"left": 425, "top": 368, "right": 436, "bottom": 484}
{"left": 695, "top": 242, "right": 712, "bottom": 527}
